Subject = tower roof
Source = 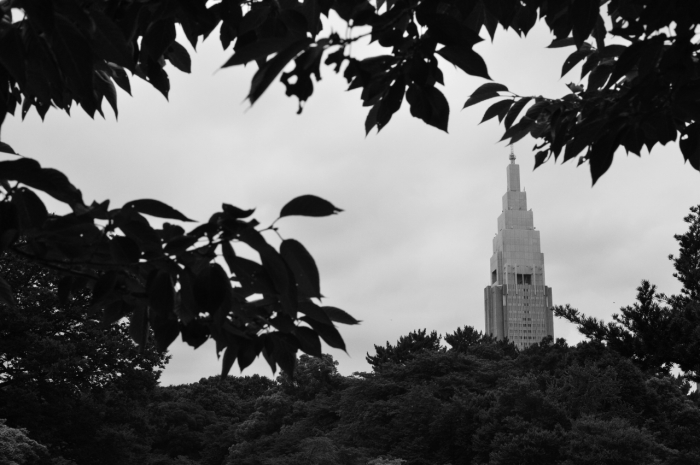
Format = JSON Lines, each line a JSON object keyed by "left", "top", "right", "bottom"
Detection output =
{"left": 507, "top": 148, "right": 520, "bottom": 192}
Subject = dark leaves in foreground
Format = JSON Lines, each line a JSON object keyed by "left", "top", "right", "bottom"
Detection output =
{"left": 0, "top": 155, "right": 356, "bottom": 376}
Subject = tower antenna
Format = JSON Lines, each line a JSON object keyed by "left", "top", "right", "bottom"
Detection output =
{"left": 509, "top": 145, "right": 516, "bottom": 164}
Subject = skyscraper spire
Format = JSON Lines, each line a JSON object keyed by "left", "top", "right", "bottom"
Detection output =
{"left": 483, "top": 151, "right": 554, "bottom": 349}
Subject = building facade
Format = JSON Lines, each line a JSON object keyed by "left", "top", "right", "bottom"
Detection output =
{"left": 484, "top": 151, "right": 554, "bottom": 349}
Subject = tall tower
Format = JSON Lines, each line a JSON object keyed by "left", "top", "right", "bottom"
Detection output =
{"left": 484, "top": 150, "right": 554, "bottom": 349}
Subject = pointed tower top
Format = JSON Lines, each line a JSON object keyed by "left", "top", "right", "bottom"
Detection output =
{"left": 506, "top": 147, "right": 520, "bottom": 192}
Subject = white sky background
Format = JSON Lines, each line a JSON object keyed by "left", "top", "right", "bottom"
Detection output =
{"left": 4, "top": 19, "right": 700, "bottom": 385}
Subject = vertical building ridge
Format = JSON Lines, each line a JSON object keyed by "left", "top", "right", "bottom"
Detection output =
{"left": 484, "top": 151, "right": 554, "bottom": 349}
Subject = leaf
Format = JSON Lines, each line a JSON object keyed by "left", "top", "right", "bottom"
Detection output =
{"left": 571, "top": 0, "right": 599, "bottom": 47}
{"left": 221, "top": 338, "right": 240, "bottom": 378}
{"left": 607, "top": 42, "right": 645, "bottom": 88}
{"left": 221, "top": 38, "right": 292, "bottom": 67}
{"left": 0, "top": 157, "right": 83, "bottom": 206}
{"left": 295, "top": 326, "right": 322, "bottom": 356}
{"left": 22, "top": 0, "right": 55, "bottom": 33}
{"left": 109, "top": 236, "right": 141, "bottom": 263}
{"left": 480, "top": 99, "right": 513, "bottom": 124}
{"left": 547, "top": 37, "right": 576, "bottom": 48}
{"left": 193, "top": 264, "right": 230, "bottom": 312}
{"left": 95, "top": 70, "right": 119, "bottom": 118}
{"left": 142, "top": 20, "right": 177, "bottom": 61}
{"left": 239, "top": 4, "right": 272, "bottom": 35}
{"left": 248, "top": 39, "right": 313, "bottom": 104}
{"left": 0, "top": 29, "right": 27, "bottom": 85}
{"left": 680, "top": 122, "right": 700, "bottom": 171}
{"left": 221, "top": 241, "right": 237, "bottom": 276}
{"left": 437, "top": 46, "right": 490, "bottom": 79}
{"left": 423, "top": 87, "right": 450, "bottom": 132}
{"left": 237, "top": 228, "right": 294, "bottom": 310}
{"left": 281, "top": 239, "right": 321, "bottom": 298}
{"left": 299, "top": 301, "right": 333, "bottom": 325}
{"left": 148, "top": 271, "right": 174, "bottom": 318}
{"left": 166, "top": 41, "right": 191, "bottom": 73}
{"left": 129, "top": 306, "right": 149, "bottom": 348}
{"left": 301, "top": 316, "right": 346, "bottom": 351}
{"left": 470, "top": 82, "right": 509, "bottom": 96}
{"left": 562, "top": 47, "right": 592, "bottom": 77}
{"left": 427, "top": 14, "right": 484, "bottom": 49}
{"left": 376, "top": 78, "right": 405, "bottom": 131}
{"left": 12, "top": 188, "right": 48, "bottom": 229}
{"left": 563, "top": 120, "right": 606, "bottom": 163}
{"left": 323, "top": 306, "right": 360, "bottom": 325}
{"left": 0, "top": 142, "right": 16, "bottom": 155}
{"left": 143, "top": 62, "right": 169, "bottom": 101}
{"left": 533, "top": 150, "right": 549, "bottom": 169}
{"left": 222, "top": 204, "right": 255, "bottom": 219}
{"left": 280, "top": 195, "right": 343, "bottom": 218}
{"left": 123, "top": 199, "right": 193, "bottom": 222}
{"left": 503, "top": 97, "right": 532, "bottom": 130}
{"left": 365, "top": 103, "right": 380, "bottom": 135}
{"left": 238, "top": 338, "right": 260, "bottom": 371}
{"left": 0, "top": 274, "right": 15, "bottom": 306}
{"left": 270, "top": 332, "right": 298, "bottom": 375}
{"left": 500, "top": 119, "right": 534, "bottom": 143}
{"left": 589, "top": 134, "right": 617, "bottom": 185}
{"left": 588, "top": 61, "right": 613, "bottom": 90}
{"left": 118, "top": 220, "right": 161, "bottom": 252}
{"left": 108, "top": 64, "right": 131, "bottom": 95}
{"left": 163, "top": 235, "right": 198, "bottom": 254}
{"left": 150, "top": 313, "right": 180, "bottom": 352}
{"left": 581, "top": 51, "right": 600, "bottom": 79}
{"left": 180, "top": 321, "right": 210, "bottom": 349}
{"left": 91, "top": 10, "right": 134, "bottom": 70}
{"left": 463, "top": 91, "right": 500, "bottom": 109}
{"left": 52, "top": 16, "right": 95, "bottom": 107}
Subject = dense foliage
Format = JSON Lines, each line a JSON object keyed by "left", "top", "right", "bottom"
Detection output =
{"left": 2, "top": 0, "right": 698, "bottom": 182}
{"left": 8, "top": 337, "right": 700, "bottom": 465}
{"left": 0, "top": 253, "right": 169, "bottom": 464}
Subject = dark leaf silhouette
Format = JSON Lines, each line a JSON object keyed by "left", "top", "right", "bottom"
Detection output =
{"left": 123, "top": 199, "right": 193, "bottom": 222}
{"left": 280, "top": 195, "right": 343, "bottom": 218}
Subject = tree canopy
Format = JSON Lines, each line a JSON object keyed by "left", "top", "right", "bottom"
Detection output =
{"left": 555, "top": 204, "right": 700, "bottom": 383}
{"left": 11, "top": 336, "right": 697, "bottom": 465}
{"left": 2, "top": 0, "right": 698, "bottom": 181}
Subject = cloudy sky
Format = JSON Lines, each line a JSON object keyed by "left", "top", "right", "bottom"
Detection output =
{"left": 4, "top": 20, "right": 700, "bottom": 385}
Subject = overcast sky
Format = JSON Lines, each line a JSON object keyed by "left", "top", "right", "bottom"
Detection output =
{"left": 4, "top": 21, "right": 700, "bottom": 385}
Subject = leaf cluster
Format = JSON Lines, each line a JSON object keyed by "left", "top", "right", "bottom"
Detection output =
{"left": 0, "top": 155, "right": 358, "bottom": 377}
{"left": 7, "top": 1, "right": 700, "bottom": 182}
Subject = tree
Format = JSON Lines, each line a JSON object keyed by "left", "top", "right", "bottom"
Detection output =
{"left": 0, "top": 253, "right": 168, "bottom": 463}
{"left": 0, "top": 420, "right": 49, "bottom": 465}
{"left": 365, "top": 328, "right": 442, "bottom": 370}
{"left": 555, "top": 204, "right": 700, "bottom": 383}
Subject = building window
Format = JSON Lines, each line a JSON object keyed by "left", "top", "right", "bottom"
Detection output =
{"left": 491, "top": 270, "right": 497, "bottom": 284}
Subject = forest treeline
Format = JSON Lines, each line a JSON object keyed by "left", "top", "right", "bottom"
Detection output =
{"left": 3, "top": 204, "right": 700, "bottom": 465}
{"left": 3, "top": 331, "right": 700, "bottom": 465}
